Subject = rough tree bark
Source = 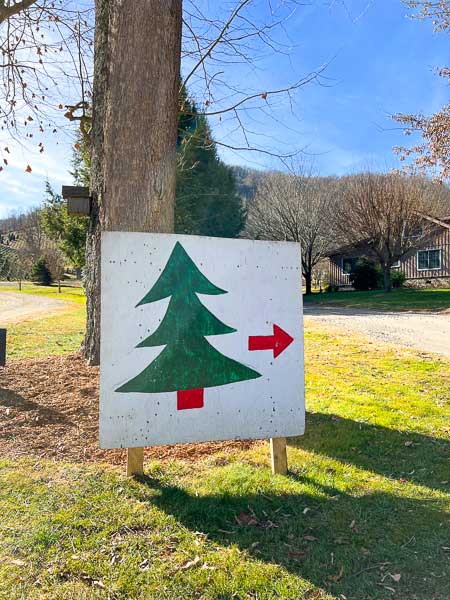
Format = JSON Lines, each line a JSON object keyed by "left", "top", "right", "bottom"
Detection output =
{"left": 382, "top": 263, "right": 392, "bottom": 293}
{"left": 84, "top": 1, "right": 182, "bottom": 365}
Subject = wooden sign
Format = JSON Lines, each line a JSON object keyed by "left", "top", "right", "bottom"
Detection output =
{"left": 99, "top": 233, "right": 304, "bottom": 450}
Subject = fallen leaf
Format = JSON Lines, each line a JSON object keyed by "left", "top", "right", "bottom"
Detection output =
{"left": 259, "top": 520, "right": 278, "bottom": 529}
{"left": 10, "top": 559, "right": 26, "bottom": 567}
{"left": 180, "top": 555, "right": 201, "bottom": 570}
{"left": 304, "top": 589, "right": 322, "bottom": 598}
{"left": 390, "top": 573, "right": 401, "bottom": 582}
{"left": 235, "top": 512, "right": 258, "bottom": 527}
{"left": 304, "top": 535, "right": 318, "bottom": 542}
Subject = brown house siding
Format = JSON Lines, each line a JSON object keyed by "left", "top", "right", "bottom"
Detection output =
{"left": 328, "top": 226, "right": 450, "bottom": 288}
{"left": 400, "top": 228, "right": 450, "bottom": 281}
{"left": 329, "top": 255, "right": 352, "bottom": 286}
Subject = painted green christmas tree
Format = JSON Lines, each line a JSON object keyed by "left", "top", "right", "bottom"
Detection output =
{"left": 116, "top": 242, "right": 261, "bottom": 410}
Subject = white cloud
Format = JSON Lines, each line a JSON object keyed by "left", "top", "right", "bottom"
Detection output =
{"left": 0, "top": 137, "right": 73, "bottom": 218}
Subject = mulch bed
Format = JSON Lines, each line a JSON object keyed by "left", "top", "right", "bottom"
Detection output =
{"left": 0, "top": 354, "right": 257, "bottom": 465}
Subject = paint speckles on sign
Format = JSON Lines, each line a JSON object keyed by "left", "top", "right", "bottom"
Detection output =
{"left": 99, "top": 232, "right": 304, "bottom": 449}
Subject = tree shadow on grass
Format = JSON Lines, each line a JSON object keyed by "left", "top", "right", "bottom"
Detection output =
{"left": 0, "top": 387, "right": 71, "bottom": 424}
{"left": 137, "top": 469, "right": 449, "bottom": 600}
{"left": 131, "top": 412, "right": 450, "bottom": 598}
{"left": 290, "top": 412, "right": 450, "bottom": 491}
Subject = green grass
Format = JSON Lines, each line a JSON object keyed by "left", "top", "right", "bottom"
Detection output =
{"left": 1, "top": 281, "right": 86, "bottom": 359}
{"left": 0, "top": 324, "right": 449, "bottom": 599}
{"left": 6, "top": 305, "right": 86, "bottom": 359}
{"left": 304, "top": 287, "right": 450, "bottom": 312}
{"left": 0, "top": 281, "right": 86, "bottom": 304}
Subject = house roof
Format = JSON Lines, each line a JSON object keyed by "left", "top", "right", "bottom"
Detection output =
{"left": 417, "top": 213, "right": 450, "bottom": 230}
{"left": 327, "top": 214, "right": 449, "bottom": 257}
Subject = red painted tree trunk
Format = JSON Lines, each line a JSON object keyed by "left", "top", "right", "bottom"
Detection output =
{"left": 177, "top": 388, "right": 204, "bottom": 410}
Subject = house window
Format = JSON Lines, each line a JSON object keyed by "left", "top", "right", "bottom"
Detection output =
{"left": 342, "top": 257, "right": 357, "bottom": 274}
{"left": 417, "top": 249, "right": 442, "bottom": 271}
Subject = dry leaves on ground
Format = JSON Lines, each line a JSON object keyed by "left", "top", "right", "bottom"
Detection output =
{"left": 0, "top": 354, "right": 258, "bottom": 465}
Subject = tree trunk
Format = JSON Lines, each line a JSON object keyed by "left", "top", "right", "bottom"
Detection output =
{"left": 304, "top": 272, "right": 312, "bottom": 295}
{"left": 383, "top": 264, "right": 392, "bottom": 293}
{"left": 84, "top": 0, "right": 182, "bottom": 365}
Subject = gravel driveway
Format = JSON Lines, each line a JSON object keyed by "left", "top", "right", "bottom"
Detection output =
{"left": 0, "top": 292, "right": 69, "bottom": 325}
{"left": 304, "top": 305, "right": 450, "bottom": 357}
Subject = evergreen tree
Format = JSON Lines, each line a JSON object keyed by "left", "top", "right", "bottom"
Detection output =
{"left": 41, "top": 131, "right": 90, "bottom": 273}
{"left": 117, "top": 242, "right": 261, "bottom": 410}
{"left": 176, "top": 88, "right": 245, "bottom": 238}
{"left": 30, "top": 257, "right": 53, "bottom": 286}
{"left": 41, "top": 181, "right": 88, "bottom": 273}
{"left": 70, "top": 129, "right": 91, "bottom": 187}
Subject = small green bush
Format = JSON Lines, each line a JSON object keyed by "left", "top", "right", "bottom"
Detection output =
{"left": 30, "top": 258, "right": 53, "bottom": 286}
{"left": 391, "top": 269, "right": 406, "bottom": 288}
{"left": 349, "top": 257, "right": 379, "bottom": 291}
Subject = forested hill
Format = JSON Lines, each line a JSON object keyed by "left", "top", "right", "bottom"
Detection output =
{"left": 230, "top": 166, "right": 266, "bottom": 202}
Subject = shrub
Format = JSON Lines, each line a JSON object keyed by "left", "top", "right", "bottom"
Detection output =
{"left": 30, "top": 258, "right": 53, "bottom": 286}
{"left": 349, "top": 257, "right": 379, "bottom": 291}
{"left": 391, "top": 269, "right": 406, "bottom": 288}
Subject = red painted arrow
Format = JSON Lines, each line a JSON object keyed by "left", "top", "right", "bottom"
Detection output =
{"left": 248, "top": 324, "right": 294, "bottom": 358}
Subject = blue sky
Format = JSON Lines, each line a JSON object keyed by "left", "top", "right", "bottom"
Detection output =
{"left": 0, "top": 0, "right": 448, "bottom": 218}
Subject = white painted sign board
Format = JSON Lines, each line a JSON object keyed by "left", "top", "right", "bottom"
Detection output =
{"left": 100, "top": 232, "right": 304, "bottom": 449}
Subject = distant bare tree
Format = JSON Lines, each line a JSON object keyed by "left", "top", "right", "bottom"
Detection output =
{"left": 245, "top": 168, "right": 337, "bottom": 294}
{"left": 44, "top": 243, "right": 65, "bottom": 291}
{"left": 20, "top": 208, "right": 45, "bottom": 260}
{"left": 336, "top": 173, "right": 437, "bottom": 292}
{"left": 403, "top": 1, "right": 450, "bottom": 32}
{"left": 394, "top": 1, "right": 450, "bottom": 178}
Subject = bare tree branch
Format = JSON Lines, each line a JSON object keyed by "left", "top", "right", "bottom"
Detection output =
{"left": 0, "top": 0, "right": 38, "bottom": 24}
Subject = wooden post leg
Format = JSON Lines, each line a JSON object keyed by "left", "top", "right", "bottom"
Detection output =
{"left": 270, "top": 437, "right": 288, "bottom": 475}
{"left": 126, "top": 447, "right": 144, "bottom": 477}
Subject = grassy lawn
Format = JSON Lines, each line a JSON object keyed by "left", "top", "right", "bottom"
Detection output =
{"left": 2, "top": 282, "right": 86, "bottom": 359}
{"left": 304, "top": 287, "right": 450, "bottom": 312}
{"left": 6, "top": 306, "right": 86, "bottom": 359}
{"left": 0, "top": 281, "right": 86, "bottom": 304}
{"left": 0, "top": 324, "right": 449, "bottom": 599}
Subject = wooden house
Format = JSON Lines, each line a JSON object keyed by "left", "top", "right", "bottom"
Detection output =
{"left": 328, "top": 216, "right": 450, "bottom": 289}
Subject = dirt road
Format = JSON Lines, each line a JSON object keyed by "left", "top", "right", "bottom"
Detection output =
{"left": 304, "top": 305, "right": 450, "bottom": 357}
{"left": 0, "top": 292, "right": 70, "bottom": 325}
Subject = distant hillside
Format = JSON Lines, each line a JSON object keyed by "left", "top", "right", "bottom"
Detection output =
{"left": 230, "top": 166, "right": 266, "bottom": 203}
